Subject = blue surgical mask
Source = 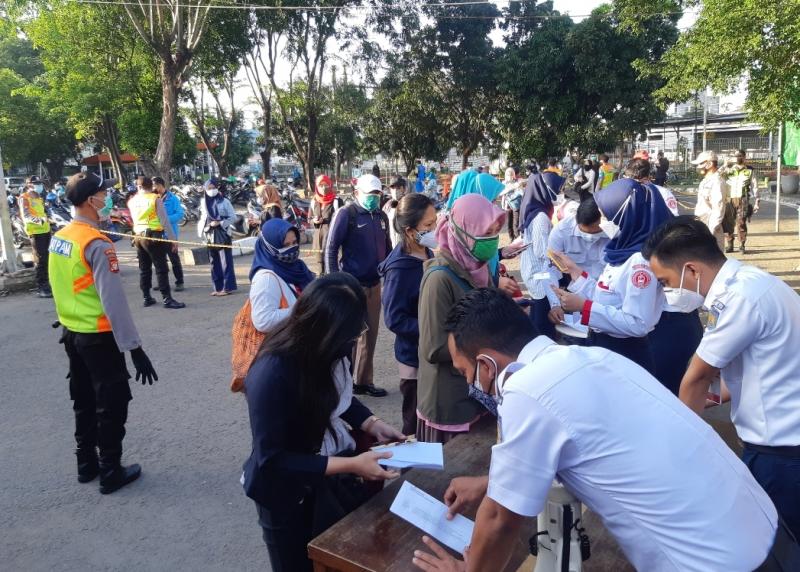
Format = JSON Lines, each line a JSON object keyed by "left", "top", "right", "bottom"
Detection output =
{"left": 34, "top": 184, "right": 44, "bottom": 193}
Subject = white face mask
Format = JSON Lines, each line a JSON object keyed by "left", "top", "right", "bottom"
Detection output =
{"left": 599, "top": 195, "right": 631, "bottom": 240}
{"left": 663, "top": 264, "right": 705, "bottom": 312}
{"left": 206, "top": 188, "right": 219, "bottom": 197}
{"left": 416, "top": 229, "right": 438, "bottom": 249}
{"left": 599, "top": 218, "right": 620, "bottom": 239}
{"left": 577, "top": 229, "right": 602, "bottom": 242}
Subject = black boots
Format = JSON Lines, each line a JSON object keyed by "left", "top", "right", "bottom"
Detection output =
{"left": 77, "top": 450, "right": 99, "bottom": 483}
{"left": 143, "top": 295, "right": 157, "bottom": 307}
{"left": 99, "top": 463, "right": 142, "bottom": 495}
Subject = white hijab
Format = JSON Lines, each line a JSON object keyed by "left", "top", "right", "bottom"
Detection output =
{"left": 320, "top": 358, "right": 356, "bottom": 455}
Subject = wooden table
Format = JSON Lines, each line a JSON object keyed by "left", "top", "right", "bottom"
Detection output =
{"left": 308, "top": 418, "right": 633, "bottom": 572}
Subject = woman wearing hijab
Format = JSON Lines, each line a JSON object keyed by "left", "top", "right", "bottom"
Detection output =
{"left": 242, "top": 273, "right": 404, "bottom": 572}
{"left": 310, "top": 174, "right": 342, "bottom": 275}
{"left": 198, "top": 177, "right": 238, "bottom": 295}
{"left": 519, "top": 171, "right": 566, "bottom": 339}
{"left": 417, "top": 194, "right": 506, "bottom": 444}
{"left": 249, "top": 219, "right": 316, "bottom": 333}
{"left": 552, "top": 178, "right": 672, "bottom": 373}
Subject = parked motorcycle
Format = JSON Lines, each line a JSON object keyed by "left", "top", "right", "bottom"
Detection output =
{"left": 282, "top": 189, "right": 310, "bottom": 231}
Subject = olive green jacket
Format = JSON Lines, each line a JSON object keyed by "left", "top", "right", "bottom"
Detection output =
{"left": 416, "top": 253, "right": 484, "bottom": 426}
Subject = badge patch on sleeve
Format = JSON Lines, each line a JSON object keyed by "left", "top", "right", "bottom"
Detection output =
{"left": 631, "top": 269, "right": 651, "bottom": 289}
{"left": 104, "top": 248, "right": 119, "bottom": 273}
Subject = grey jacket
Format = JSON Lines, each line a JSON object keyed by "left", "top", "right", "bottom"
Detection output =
{"left": 197, "top": 196, "right": 237, "bottom": 239}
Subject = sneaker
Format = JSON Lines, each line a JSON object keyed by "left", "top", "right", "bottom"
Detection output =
{"left": 143, "top": 296, "right": 157, "bottom": 307}
{"left": 37, "top": 288, "right": 53, "bottom": 298}
{"left": 163, "top": 297, "right": 186, "bottom": 309}
{"left": 174, "top": 283, "right": 185, "bottom": 292}
{"left": 99, "top": 463, "right": 141, "bottom": 495}
{"left": 352, "top": 384, "right": 388, "bottom": 397}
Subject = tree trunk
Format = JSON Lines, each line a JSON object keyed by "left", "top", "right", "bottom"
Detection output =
{"left": 102, "top": 114, "right": 127, "bottom": 183}
{"left": 44, "top": 159, "right": 64, "bottom": 183}
{"left": 335, "top": 157, "right": 342, "bottom": 183}
{"left": 154, "top": 62, "right": 180, "bottom": 180}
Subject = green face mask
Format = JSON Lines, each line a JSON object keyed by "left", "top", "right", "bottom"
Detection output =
{"left": 452, "top": 220, "right": 499, "bottom": 262}
{"left": 360, "top": 194, "right": 380, "bottom": 211}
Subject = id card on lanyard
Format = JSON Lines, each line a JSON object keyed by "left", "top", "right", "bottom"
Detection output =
{"left": 496, "top": 362, "right": 525, "bottom": 444}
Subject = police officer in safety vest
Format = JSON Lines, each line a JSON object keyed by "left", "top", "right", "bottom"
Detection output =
{"left": 723, "top": 148, "right": 760, "bottom": 254}
{"left": 128, "top": 176, "right": 185, "bottom": 309}
{"left": 19, "top": 175, "right": 53, "bottom": 297}
{"left": 49, "top": 172, "right": 159, "bottom": 494}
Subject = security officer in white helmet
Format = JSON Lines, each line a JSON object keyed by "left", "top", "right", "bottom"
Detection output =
{"left": 645, "top": 215, "right": 800, "bottom": 544}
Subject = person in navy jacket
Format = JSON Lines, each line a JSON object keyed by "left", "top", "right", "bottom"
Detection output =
{"left": 378, "top": 194, "right": 437, "bottom": 434}
{"left": 325, "top": 174, "right": 393, "bottom": 397}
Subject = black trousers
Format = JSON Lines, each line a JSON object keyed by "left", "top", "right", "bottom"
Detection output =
{"left": 648, "top": 310, "right": 703, "bottom": 396}
{"left": 136, "top": 233, "right": 171, "bottom": 298}
{"left": 256, "top": 500, "right": 316, "bottom": 572}
{"left": 32, "top": 232, "right": 51, "bottom": 290}
{"left": 529, "top": 297, "right": 556, "bottom": 340}
{"left": 399, "top": 378, "right": 418, "bottom": 436}
{"left": 167, "top": 247, "right": 184, "bottom": 285}
{"left": 62, "top": 330, "right": 132, "bottom": 468}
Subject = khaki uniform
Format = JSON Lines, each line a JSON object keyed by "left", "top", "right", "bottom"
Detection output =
{"left": 724, "top": 164, "right": 759, "bottom": 249}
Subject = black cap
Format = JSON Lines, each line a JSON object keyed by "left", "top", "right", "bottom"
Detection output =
{"left": 66, "top": 172, "right": 117, "bottom": 205}
{"left": 26, "top": 175, "right": 42, "bottom": 185}
{"left": 389, "top": 176, "right": 406, "bottom": 188}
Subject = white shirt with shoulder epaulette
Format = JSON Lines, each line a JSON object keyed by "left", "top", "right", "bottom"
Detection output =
{"left": 697, "top": 259, "right": 800, "bottom": 447}
{"left": 487, "top": 337, "right": 776, "bottom": 572}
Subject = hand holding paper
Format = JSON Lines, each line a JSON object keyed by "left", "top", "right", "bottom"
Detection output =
{"left": 373, "top": 441, "right": 444, "bottom": 470}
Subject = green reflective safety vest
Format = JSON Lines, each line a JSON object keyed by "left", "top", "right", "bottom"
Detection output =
{"left": 20, "top": 192, "right": 51, "bottom": 235}
{"left": 49, "top": 221, "right": 113, "bottom": 333}
{"left": 129, "top": 192, "right": 163, "bottom": 233}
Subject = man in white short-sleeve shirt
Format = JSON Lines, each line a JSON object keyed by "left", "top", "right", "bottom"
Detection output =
{"left": 646, "top": 215, "right": 800, "bottom": 543}
{"left": 410, "top": 288, "right": 788, "bottom": 572}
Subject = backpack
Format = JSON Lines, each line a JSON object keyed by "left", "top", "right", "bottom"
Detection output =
{"left": 230, "top": 272, "right": 289, "bottom": 393}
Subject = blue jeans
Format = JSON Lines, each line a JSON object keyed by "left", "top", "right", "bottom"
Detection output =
{"left": 208, "top": 247, "right": 237, "bottom": 292}
{"left": 742, "top": 444, "right": 800, "bottom": 543}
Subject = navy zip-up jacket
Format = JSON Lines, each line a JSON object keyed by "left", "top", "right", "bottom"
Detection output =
{"left": 378, "top": 244, "right": 433, "bottom": 368}
{"left": 325, "top": 203, "right": 392, "bottom": 287}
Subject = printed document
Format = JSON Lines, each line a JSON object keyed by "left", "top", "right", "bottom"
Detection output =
{"left": 390, "top": 481, "right": 474, "bottom": 554}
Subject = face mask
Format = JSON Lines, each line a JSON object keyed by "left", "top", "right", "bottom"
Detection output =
{"left": 452, "top": 220, "right": 499, "bottom": 262}
{"left": 360, "top": 193, "right": 380, "bottom": 211}
{"left": 206, "top": 188, "right": 219, "bottom": 197}
{"left": 663, "top": 264, "right": 705, "bottom": 312}
{"left": 578, "top": 230, "right": 602, "bottom": 242}
{"left": 391, "top": 188, "right": 403, "bottom": 200}
{"left": 89, "top": 194, "right": 112, "bottom": 221}
{"left": 599, "top": 218, "right": 619, "bottom": 239}
{"left": 469, "top": 354, "right": 499, "bottom": 416}
{"left": 416, "top": 230, "right": 438, "bottom": 249}
{"left": 34, "top": 184, "right": 44, "bottom": 193}
{"left": 261, "top": 234, "right": 300, "bottom": 263}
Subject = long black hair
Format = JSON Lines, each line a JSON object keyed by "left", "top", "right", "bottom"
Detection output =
{"left": 258, "top": 272, "right": 367, "bottom": 450}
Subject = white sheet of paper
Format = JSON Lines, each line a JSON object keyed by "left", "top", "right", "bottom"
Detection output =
{"left": 390, "top": 481, "right": 474, "bottom": 554}
{"left": 556, "top": 313, "right": 590, "bottom": 339}
{"left": 374, "top": 442, "right": 443, "bottom": 470}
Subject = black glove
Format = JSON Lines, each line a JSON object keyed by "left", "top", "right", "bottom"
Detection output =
{"left": 130, "top": 347, "right": 159, "bottom": 385}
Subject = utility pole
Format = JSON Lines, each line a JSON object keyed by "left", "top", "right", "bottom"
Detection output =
{"left": 702, "top": 90, "right": 708, "bottom": 152}
{"left": 0, "top": 146, "right": 19, "bottom": 273}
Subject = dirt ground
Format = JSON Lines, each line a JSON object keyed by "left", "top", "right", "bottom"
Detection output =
{"left": 1, "top": 195, "right": 797, "bottom": 571}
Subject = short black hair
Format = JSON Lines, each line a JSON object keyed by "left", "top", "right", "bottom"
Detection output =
{"left": 444, "top": 288, "right": 536, "bottom": 359}
{"left": 642, "top": 215, "right": 727, "bottom": 268}
{"left": 138, "top": 176, "right": 153, "bottom": 190}
{"left": 547, "top": 158, "right": 558, "bottom": 167}
{"left": 576, "top": 197, "right": 601, "bottom": 225}
{"left": 599, "top": 153, "right": 609, "bottom": 162}
{"left": 736, "top": 148, "right": 746, "bottom": 156}
{"left": 153, "top": 176, "right": 165, "bottom": 186}
{"left": 624, "top": 158, "right": 651, "bottom": 180}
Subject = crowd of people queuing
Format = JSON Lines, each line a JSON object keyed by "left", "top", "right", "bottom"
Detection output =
{"left": 36, "top": 146, "right": 798, "bottom": 572}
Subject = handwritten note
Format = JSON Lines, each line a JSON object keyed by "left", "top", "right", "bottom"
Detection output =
{"left": 390, "top": 481, "right": 474, "bottom": 554}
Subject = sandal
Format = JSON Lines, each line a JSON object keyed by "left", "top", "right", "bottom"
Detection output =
{"left": 210, "top": 291, "right": 220, "bottom": 296}
{"left": 217, "top": 290, "right": 231, "bottom": 296}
